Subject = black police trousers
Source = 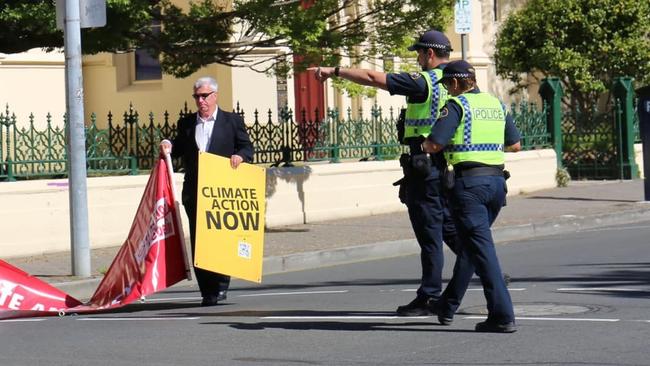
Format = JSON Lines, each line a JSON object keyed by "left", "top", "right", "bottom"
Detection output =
{"left": 403, "top": 167, "right": 459, "bottom": 300}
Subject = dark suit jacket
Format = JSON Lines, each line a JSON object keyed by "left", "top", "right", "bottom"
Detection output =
{"left": 171, "top": 108, "right": 254, "bottom": 209}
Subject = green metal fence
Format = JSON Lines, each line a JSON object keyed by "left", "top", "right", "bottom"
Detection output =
{"left": 561, "top": 104, "right": 620, "bottom": 180}
{"left": 0, "top": 101, "right": 549, "bottom": 181}
{"left": 0, "top": 107, "right": 135, "bottom": 181}
{"left": 539, "top": 77, "right": 640, "bottom": 180}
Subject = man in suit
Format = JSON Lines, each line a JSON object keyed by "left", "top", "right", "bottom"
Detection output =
{"left": 160, "top": 76, "right": 254, "bottom": 306}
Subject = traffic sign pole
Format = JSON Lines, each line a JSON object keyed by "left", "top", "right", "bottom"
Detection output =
{"left": 454, "top": 0, "right": 472, "bottom": 60}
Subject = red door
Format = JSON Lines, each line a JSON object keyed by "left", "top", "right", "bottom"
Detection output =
{"left": 293, "top": 55, "right": 325, "bottom": 123}
{"left": 293, "top": 0, "right": 324, "bottom": 123}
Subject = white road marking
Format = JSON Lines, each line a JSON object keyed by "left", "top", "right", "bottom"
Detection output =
{"left": 485, "top": 288, "right": 527, "bottom": 291}
{"left": 138, "top": 290, "right": 350, "bottom": 302}
{"left": 238, "top": 290, "right": 349, "bottom": 297}
{"left": 401, "top": 288, "right": 526, "bottom": 292}
{"left": 0, "top": 318, "right": 46, "bottom": 322}
{"left": 77, "top": 317, "right": 199, "bottom": 321}
{"left": 557, "top": 287, "right": 648, "bottom": 293}
{"left": 262, "top": 316, "right": 429, "bottom": 320}
{"left": 464, "top": 316, "right": 620, "bottom": 322}
{"left": 139, "top": 296, "right": 201, "bottom": 303}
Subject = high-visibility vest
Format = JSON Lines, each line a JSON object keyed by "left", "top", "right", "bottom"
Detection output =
{"left": 403, "top": 69, "right": 448, "bottom": 140}
{"left": 444, "top": 92, "right": 507, "bottom": 166}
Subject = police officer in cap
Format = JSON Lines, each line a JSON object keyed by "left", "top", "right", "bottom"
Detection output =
{"left": 422, "top": 60, "right": 521, "bottom": 332}
{"left": 309, "top": 29, "right": 460, "bottom": 316}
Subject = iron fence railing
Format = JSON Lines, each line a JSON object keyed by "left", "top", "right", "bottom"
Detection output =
{"left": 511, "top": 100, "right": 551, "bottom": 150}
{"left": 634, "top": 97, "right": 641, "bottom": 143}
{"left": 0, "top": 101, "right": 549, "bottom": 181}
{"left": 561, "top": 104, "right": 619, "bottom": 180}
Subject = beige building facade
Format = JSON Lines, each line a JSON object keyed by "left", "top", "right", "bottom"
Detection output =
{"left": 82, "top": 53, "right": 233, "bottom": 128}
{"left": 0, "top": 49, "right": 66, "bottom": 128}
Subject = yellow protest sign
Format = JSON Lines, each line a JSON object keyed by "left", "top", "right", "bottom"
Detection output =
{"left": 194, "top": 153, "right": 266, "bottom": 283}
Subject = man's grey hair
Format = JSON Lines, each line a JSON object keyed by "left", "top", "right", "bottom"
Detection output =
{"left": 194, "top": 77, "right": 218, "bottom": 92}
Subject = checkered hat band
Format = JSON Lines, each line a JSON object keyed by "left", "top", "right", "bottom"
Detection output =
{"left": 445, "top": 72, "right": 473, "bottom": 79}
{"left": 416, "top": 42, "right": 448, "bottom": 49}
{"left": 446, "top": 144, "right": 504, "bottom": 152}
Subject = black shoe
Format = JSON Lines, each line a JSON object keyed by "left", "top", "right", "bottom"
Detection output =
{"left": 438, "top": 314, "right": 453, "bottom": 326}
{"left": 475, "top": 320, "right": 517, "bottom": 333}
{"left": 216, "top": 290, "right": 228, "bottom": 302}
{"left": 201, "top": 296, "right": 219, "bottom": 307}
{"left": 396, "top": 297, "right": 433, "bottom": 316}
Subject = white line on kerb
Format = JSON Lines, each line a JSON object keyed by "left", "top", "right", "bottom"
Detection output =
{"left": 77, "top": 317, "right": 200, "bottom": 321}
{"left": 464, "top": 316, "right": 620, "bottom": 322}
{"left": 239, "top": 290, "right": 349, "bottom": 297}
{"left": 557, "top": 287, "right": 647, "bottom": 292}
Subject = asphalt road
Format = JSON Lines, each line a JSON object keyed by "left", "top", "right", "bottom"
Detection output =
{"left": 2, "top": 221, "right": 649, "bottom": 366}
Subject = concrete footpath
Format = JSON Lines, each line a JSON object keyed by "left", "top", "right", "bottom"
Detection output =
{"left": 4, "top": 179, "right": 650, "bottom": 300}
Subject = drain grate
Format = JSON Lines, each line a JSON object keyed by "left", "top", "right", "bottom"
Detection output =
{"left": 462, "top": 303, "right": 604, "bottom": 316}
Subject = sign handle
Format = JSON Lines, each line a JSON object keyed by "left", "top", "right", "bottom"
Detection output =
{"left": 164, "top": 153, "right": 193, "bottom": 281}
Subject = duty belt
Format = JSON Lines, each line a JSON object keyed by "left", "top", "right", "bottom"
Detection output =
{"left": 454, "top": 166, "right": 503, "bottom": 178}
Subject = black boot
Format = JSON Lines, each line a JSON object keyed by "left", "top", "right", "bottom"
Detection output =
{"left": 396, "top": 296, "right": 434, "bottom": 316}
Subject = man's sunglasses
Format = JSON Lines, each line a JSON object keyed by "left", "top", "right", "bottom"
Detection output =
{"left": 192, "top": 91, "right": 215, "bottom": 100}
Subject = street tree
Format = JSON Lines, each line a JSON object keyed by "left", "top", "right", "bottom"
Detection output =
{"left": 0, "top": 0, "right": 453, "bottom": 78}
{"left": 494, "top": 0, "right": 650, "bottom": 112}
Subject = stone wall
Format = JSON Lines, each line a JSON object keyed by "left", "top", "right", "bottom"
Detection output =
{"left": 0, "top": 149, "right": 558, "bottom": 258}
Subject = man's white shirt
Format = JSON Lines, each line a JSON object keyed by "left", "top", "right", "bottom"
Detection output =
{"left": 195, "top": 109, "right": 218, "bottom": 152}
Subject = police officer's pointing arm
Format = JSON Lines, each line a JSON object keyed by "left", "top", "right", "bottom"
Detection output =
{"left": 309, "top": 67, "right": 388, "bottom": 90}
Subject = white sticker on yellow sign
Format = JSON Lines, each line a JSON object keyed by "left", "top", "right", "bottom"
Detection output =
{"left": 194, "top": 153, "right": 266, "bottom": 283}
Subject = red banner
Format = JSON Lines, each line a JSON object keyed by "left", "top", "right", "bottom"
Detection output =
{"left": 84, "top": 157, "right": 190, "bottom": 309}
{"left": 0, "top": 157, "right": 190, "bottom": 319}
{"left": 0, "top": 260, "right": 82, "bottom": 319}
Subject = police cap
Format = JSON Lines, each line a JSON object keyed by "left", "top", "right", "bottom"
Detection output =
{"left": 434, "top": 60, "right": 476, "bottom": 85}
{"left": 407, "top": 30, "right": 452, "bottom": 52}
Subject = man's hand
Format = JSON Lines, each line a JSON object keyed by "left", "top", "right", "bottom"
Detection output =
{"left": 307, "top": 66, "right": 335, "bottom": 82}
{"left": 160, "top": 139, "right": 172, "bottom": 157}
{"left": 230, "top": 154, "right": 244, "bottom": 169}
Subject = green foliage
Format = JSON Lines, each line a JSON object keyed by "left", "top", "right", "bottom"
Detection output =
{"left": 1, "top": 0, "right": 454, "bottom": 78}
{"left": 0, "top": 0, "right": 152, "bottom": 54}
{"left": 494, "top": 0, "right": 650, "bottom": 112}
{"left": 0, "top": 1, "right": 61, "bottom": 53}
{"left": 556, "top": 167, "right": 571, "bottom": 187}
{"left": 331, "top": 78, "right": 377, "bottom": 98}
